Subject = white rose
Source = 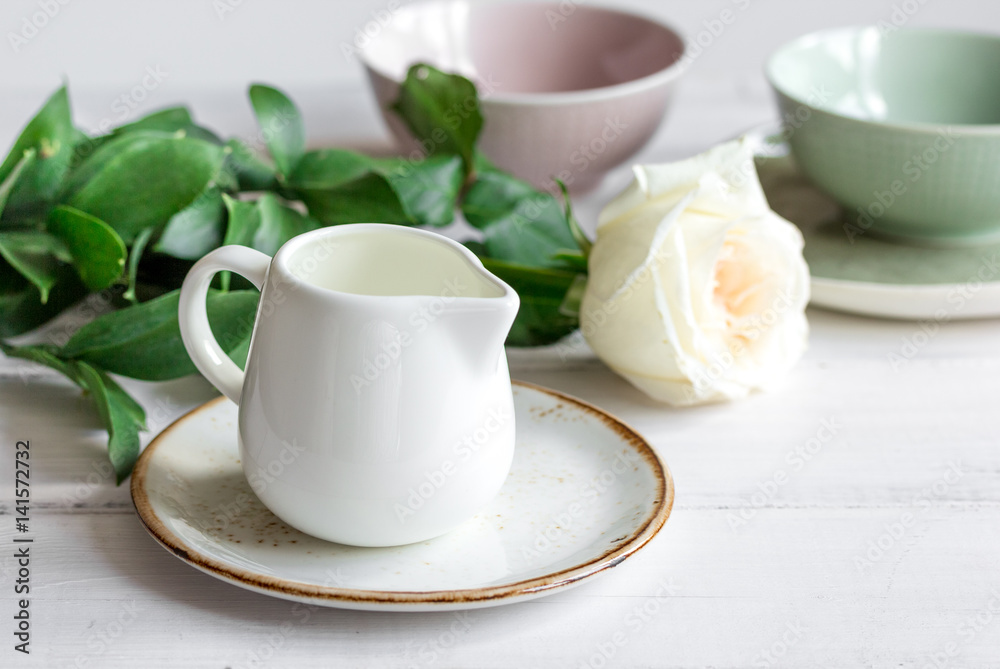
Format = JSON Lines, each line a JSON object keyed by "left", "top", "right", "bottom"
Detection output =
{"left": 580, "top": 138, "right": 810, "bottom": 406}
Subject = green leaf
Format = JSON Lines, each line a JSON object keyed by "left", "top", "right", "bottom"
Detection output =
{"left": 123, "top": 226, "right": 154, "bottom": 302}
{"left": 218, "top": 195, "right": 258, "bottom": 292}
{"left": 288, "top": 148, "right": 371, "bottom": 189}
{"left": 46, "top": 205, "right": 127, "bottom": 292}
{"left": 289, "top": 150, "right": 463, "bottom": 226}
{"left": 248, "top": 84, "right": 305, "bottom": 177}
{"left": 109, "top": 106, "right": 222, "bottom": 144}
{"left": 218, "top": 195, "right": 259, "bottom": 292}
{"left": 224, "top": 138, "right": 277, "bottom": 191}
{"left": 557, "top": 273, "right": 588, "bottom": 318}
{"left": 116, "top": 106, "right": 193, "bottom": 132}
{"left": 254, "top": 193, "right": 319, "bottom": 253}
{"left": 222, "top": 193, "right": 319, "bottom": 256}
{"left": 0, "top": 87, "right": 85, "bottom": 216}
{"left": 558, "top": 179, "right": 592, "bottom": 257}
{"left": 61, "top": 132, "right": 150, "bottom": 195}
{"left": 0, "top": 342, "right": 81, "bottom": 383}
{"left": 60, "top": 289, "right": 259, "bottom": 381}
{"left": 65, "top": 132, "right": 226, "bottom": 243}
{"left": 463, "top": 240, "right": 488, "bottom": 256}
{"left": 300, "top": 172, "right": 411, "bottom": 225}
{"left": 290, "top": 149, "right": 412, "bottom": 225}
{"left": 376, "top": 154, "right": 465, "bottom": 227}
{"left": 0, "top": 149, "right": 37, "bottom": 225}
{"left": 0, "top": 231, "right": 68, "bottom": 303}
{"left": 118, "top": 252, "right": 192, "bottom": 298}
{"left": 0, "top": 343, "right": 146, "bottom": 483}
{"left": 472, "top": 149, "right": 498, "bottom": 174}
{"left": 153, "top": 186, "right": 227, "bottom": 260}
{"left": 78, "top": 108, "right": 224, "bottom": 160}
{"left": 480, "top": 257, "right": 581, "bottom": 347}
{"left": 0, "top": 264, "right": 87, "bottom": 338}
{"left": 392, "top": 64, "right": 483, "bottom": 172}
{"left": 551, "top": 250, "right": 588, "bottom": 273}
{"left": 75, "top": 361, "right": 146, "bottom": 484}
{"left": 220, "top": 195, "right": 259, "bottom": 246}
{"left": 462, "top": 169, "right": 579, "bottom": 268}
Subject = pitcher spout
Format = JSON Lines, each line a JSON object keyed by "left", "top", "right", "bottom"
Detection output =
{"left": 439, "top": 264, "right": 519, "bottom": 379}
{"left": 269, "top": 223, "right": 521, "bottom": 380}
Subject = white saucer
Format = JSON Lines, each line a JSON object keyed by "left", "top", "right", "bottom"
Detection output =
{"left": 748, "top": 126, "right": 1000, "bottom": 321}
{"left": 131, "top": 381, "right": 673, "bottom": 611}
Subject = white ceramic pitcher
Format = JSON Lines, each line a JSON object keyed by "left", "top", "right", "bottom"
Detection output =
{"left": 178, "top": 224, "right": 520, "bottom": 547}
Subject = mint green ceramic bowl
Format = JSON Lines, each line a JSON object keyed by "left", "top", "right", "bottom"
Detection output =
{"left": 766, "top": 27, "right": 1000, "bottom": 245}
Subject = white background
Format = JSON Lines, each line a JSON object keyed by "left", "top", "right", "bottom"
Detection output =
{"left": 3, "top": 1, "right": 1000, "bottom": 668}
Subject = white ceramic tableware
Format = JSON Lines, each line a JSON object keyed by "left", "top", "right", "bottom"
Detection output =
{"left": 177, "top": 225, "right": 520, "bottom": 547}
{"left": 359, "top": 0, "right": 687, "bottom": 192}
{"left": 131, "top": 382, "right": 674, "bottom": 611}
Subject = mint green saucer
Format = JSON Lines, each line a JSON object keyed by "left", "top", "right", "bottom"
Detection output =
{"left": 748, "top": 127, "right": 1000, "bottom": 320}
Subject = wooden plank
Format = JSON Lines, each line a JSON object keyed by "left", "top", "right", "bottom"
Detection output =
{"left": 1, "top": 509, "right": 999, "bottom": 668}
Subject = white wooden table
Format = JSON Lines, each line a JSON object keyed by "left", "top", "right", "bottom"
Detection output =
{"left": 5, "top": 309, "right": 1000, "bottom": 668}
{"left": 3, "top": 1, "right": 1000, "bottom": 667}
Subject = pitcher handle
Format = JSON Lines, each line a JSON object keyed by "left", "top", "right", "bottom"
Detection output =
{"left": 178, "top": 245, "right": 271, "bottom": 404}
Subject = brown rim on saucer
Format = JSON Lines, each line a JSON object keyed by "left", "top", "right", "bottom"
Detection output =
{"left": 130, "top": 380, "right": 674, "bottom": 608}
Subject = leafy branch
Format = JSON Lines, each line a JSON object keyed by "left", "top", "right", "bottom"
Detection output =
{"left": 0, "top": 64, "right": 590, "bottom": 482}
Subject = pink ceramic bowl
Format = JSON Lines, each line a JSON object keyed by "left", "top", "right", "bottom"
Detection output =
{"left": 359, "top": 0, "right": 686, "bottom": 192}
